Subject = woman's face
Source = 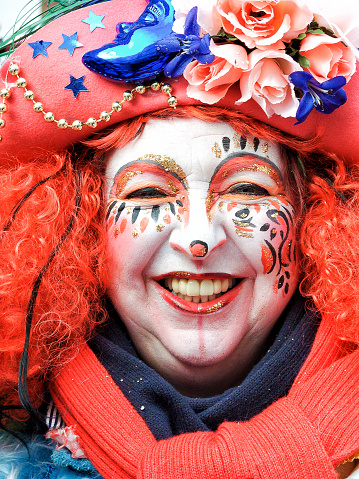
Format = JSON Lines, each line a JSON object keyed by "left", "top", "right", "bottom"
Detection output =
{"left": 105, "top": 118, "right": 299, "bottom": 396}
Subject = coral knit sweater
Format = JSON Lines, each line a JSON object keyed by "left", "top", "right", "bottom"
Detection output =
{"left": 50, "top": 312, "right": 359, "bottom": 479}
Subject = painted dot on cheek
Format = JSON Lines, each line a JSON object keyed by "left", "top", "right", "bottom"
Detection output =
{"left": 178, "top": 207, "right": 185, "bottom": 215}
{"left": 108, "top": 215, "right": 115, "bottom": 229}
{"left": 227, "top": 202, "right": 237, "bottom": 212}
{"left": 114, "top": 228, "right": 119, "bottom": 238}
{"left": 140, "top": 217, "right": 149, "bottom": 233}
{"left": 163, "top": 214, "right": 171, "bottom": 225}
{"left": 120, "top": 218, "right": 127, "bottom": 234}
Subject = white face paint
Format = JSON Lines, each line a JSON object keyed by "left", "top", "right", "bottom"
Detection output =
{"left": 105, "top": 118, "right": 299, "bottom": 397}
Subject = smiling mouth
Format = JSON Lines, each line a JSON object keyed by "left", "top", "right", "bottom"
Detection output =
{"left": 156, "top": 274, "right": 243, "bottom": 314}
{"left": 160, "top": 276, "right": 240, "bottom": 303}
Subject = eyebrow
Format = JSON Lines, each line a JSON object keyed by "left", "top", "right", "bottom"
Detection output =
{"left": 210, "top": 152, "right": 285, "bottom": 184}
{"left": 111, "top": 154, "right": 188, "bottom": 189}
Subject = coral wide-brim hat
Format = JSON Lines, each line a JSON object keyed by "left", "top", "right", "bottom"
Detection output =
{"left": 1, "top": 0, "right": 358, "bottom": 165}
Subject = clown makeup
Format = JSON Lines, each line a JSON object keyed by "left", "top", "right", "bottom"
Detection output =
{"left": 105, "top": 118, "right": 299, "bottom": 397}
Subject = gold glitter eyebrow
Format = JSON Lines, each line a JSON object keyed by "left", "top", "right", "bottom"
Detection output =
{"left": 236, "top": 164, "right": 281, "bottom": 186}
{"left": 134, "top": 153, "right": 188, "bottom": 188}
{"left": 115, "top": 170, "right": 143, "bottom": 197}
{"left": 111, "top": 153, "right": 189, "bottom": 195}
{"left": 210, "top": 153, "right": 285, "bottom": 186}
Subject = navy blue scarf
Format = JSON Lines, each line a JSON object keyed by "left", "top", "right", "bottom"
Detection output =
{"left": 89, "top": 291, "right": 319, "bottom": 440}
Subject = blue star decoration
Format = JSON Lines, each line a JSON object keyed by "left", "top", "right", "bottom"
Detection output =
{"left": 58, "top": 33, "right": 83, "bottom": 56}
{"left": 82, "top": 10, "right": 105, "bottom": 32}
{"left": 28, "top": 40, "right": 52, "bottom": 58}
{"left": 64, "top": 75, "right": 88, "bottom": 98}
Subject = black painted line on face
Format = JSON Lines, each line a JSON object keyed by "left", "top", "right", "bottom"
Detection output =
{"left": 240, "top": 136, "right": 247, "bottom": 150}
{"left": 169, "top": 202, "right": 176, "bottom": 215}
{"left": 106, "top": 201, "right": 117, "bottom": 220}
{"left": 210, "top": 152, "right": 285, "bottom": 186}
{"left": 222, "top": 136, "right": 230, "bottom": 152}
{"left": 151, "top": 205, "right": 160, "bottom": 222}
{"left": 253, "top": 137, "right": 259, "bottom": 152}
{"left": 115, "top": 202, "right": 126, "bottom": 223}
{"left": 264, "top": 239, "right": 277, "bottom": 275}
{"left": 110, "top": 159, "right": 188, "bottom": 193}
{"left": 132, "top": 206, "right": 141, "bottom": 224}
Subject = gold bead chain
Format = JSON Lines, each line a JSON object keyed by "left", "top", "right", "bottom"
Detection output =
{"left": 0, "top": 63, "right": 178, "bottom": 141}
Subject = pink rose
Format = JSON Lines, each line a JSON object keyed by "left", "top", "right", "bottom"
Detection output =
{"left": 306, "top": 0, "right": 359, "bottom": 57}
{"left": 216, "top": 0, "right": 313, "bottom": 49}
{"left": 300, "top": 33, "right": 357, "bottom": 83}
{"left": 183, "top": 41, "right": 248, "bottom": 104}
{"left": 237, "top": 49, "right": 300, "bottom": 117}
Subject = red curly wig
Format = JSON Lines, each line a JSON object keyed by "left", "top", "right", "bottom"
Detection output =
{"left": 1, "top": 105, "right": 359, "bottom": 419}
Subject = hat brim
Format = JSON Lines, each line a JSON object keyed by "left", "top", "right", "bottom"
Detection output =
{"left": 1, "top": 0, "right": 358, "bottom": 165}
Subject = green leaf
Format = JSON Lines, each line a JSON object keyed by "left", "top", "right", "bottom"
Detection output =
{"left": 298, "top": 54, "right": 311, "bottom": 68}
{"left": 308, "top": 28, "right": 325, "bottom": 35}
{"left": 297, "top": 33, "right": 306, "bottom": 40}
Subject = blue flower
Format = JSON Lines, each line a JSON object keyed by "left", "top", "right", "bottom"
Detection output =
{"left": 289, "top": 71, "right": 347, "bottom": 124}
{"left": 155, "top": 6, "right": 215, "bottom": 77}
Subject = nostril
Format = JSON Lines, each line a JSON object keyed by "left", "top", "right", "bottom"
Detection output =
{"left": 189, "top": 240, "right": 208, "bottom": 258}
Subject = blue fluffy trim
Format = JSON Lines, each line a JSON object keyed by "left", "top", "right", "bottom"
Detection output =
{"left": 0, "top": 433, "right": 102, "bottom": 479}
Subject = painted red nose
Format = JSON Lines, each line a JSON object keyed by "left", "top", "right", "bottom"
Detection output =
{"left": 189, "top": 240, "right": 208, "bottom": 258}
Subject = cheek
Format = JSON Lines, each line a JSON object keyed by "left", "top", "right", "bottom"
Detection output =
{"left": 219, "top": 198, "right": 298, "bottom": 295}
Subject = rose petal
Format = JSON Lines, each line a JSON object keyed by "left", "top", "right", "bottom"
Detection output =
{"left": 300, "top": 33, "right": 357, "bottom": 82}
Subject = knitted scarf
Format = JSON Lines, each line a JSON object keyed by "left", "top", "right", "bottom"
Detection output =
{"left": 88, "top": 292, "right": 318, "bottom": 439}
{"left": 50, "top": 294, "right": 359, "bottom": 479}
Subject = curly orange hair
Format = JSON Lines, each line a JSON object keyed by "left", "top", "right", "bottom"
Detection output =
{"left": 1, "top": 106, "right": 359, "bottom": 420}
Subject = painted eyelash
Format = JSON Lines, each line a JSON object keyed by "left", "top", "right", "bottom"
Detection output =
{"left": 108, "top": 201, "right": 178, "bottom": 225}
{"left": 125, "top": 186, "right": 169, "bottom": 200}
{"left": 225, "top": 183, "right": 270, "bottom": 196}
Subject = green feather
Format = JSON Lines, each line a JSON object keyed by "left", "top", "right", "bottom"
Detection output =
{"left": 0, "top": 0, "right": 110, "bottom": 58}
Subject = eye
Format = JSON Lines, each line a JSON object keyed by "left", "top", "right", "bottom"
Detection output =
{"left": 225, "top": 183, "right": 270, "bottom": 196}
{"left": 125, "top": 187, "right": 169, "bottom": 199}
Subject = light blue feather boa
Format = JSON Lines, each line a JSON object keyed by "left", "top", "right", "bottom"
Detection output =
{"left": 0, "top": 433, "right": 102, "bottom": 479}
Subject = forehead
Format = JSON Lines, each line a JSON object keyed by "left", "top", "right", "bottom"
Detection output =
{"left": 106, "top": 117, "right": 285, "bottom": 181}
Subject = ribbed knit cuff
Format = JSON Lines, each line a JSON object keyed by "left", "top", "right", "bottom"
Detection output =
{"left": 137, "top": 398, "right": 337, "bottom": 479}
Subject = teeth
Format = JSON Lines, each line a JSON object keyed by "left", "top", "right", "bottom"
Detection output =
{"left": 221, "top": 278, "right": 229, "bottom": 293}
{"left": 172, "top": 278, "right": 180, "bottom": 293}
{"left": 179, "top": 279, "right": 187, "bottom": 296}
{"left": 164, "top": 277, "right": 237, "bottom": 303}
{"left": 213, "top": 279, "right": 222, "bottom": 294}
{"left": 187, "top": 279, "right": 200, "bottom": 296}
{"left": 200, "top": 279, "right": 213, "bottom": 296}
